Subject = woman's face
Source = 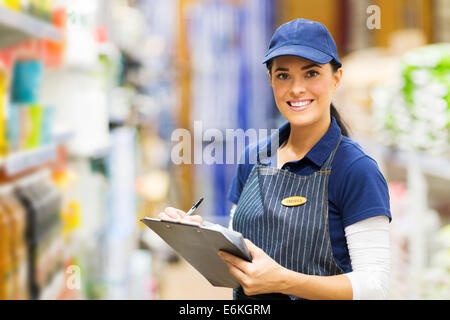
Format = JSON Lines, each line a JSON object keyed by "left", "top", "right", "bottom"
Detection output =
{"left": 269, "top": 55, "right": 342, "bottom": 128}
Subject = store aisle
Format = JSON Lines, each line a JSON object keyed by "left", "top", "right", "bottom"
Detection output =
{"left": 0, "top": 0, "right": 449, "bottom": 301}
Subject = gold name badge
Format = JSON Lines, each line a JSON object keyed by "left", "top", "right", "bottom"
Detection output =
{"left": 281, "top": 196, "right": 307, "bottom": 207}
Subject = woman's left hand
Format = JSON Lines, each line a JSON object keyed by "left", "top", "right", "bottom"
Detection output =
{"left": 218, "top": 239, "right": 288, "bottom": 296}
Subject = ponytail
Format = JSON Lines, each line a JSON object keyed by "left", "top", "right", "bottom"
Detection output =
{"left": 329, "top": 59, "right": 350, "bottom": 137}
{"left": 330, "top": 103, "right": 350, "bottom": 137}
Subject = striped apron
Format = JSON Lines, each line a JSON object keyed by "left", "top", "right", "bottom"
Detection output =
{"left": 232, "top": 136, "right": 343, "bottom": 300}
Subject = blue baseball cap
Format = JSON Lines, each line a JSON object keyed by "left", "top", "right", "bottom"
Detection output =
{"left": 262, "top": 18, "right": 342, "bottom": 67}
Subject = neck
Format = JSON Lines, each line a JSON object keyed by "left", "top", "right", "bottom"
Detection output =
{"left": 281, "top": 116, "right": 331, "bottom": 158}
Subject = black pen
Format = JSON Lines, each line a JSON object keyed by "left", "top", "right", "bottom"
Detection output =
{"left": 185, "top": 197, "right": 204, "bottom": 217}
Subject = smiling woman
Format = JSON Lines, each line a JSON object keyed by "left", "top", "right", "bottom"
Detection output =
{"left": 223, "top": 18, "right": 392, "bottom": 300}
{"left": 160, "top": 18, "right": 392, "bottom": 301}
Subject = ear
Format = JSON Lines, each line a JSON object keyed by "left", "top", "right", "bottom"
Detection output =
{"left": 332, "top": 68, "right": 343, "bottom": 92}
{"left": 267, "top": 70, "right": 273, "bottom": 85}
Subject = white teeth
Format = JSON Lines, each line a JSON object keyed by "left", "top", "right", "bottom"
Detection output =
{"left": 290, "top": 100, "right": 312, "bottom": 107}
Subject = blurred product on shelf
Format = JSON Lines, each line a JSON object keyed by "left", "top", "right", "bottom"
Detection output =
{"left": 4, "top": 58, "right": 55, "bottom": 154}
{"left": 387, "top": 179, "right": 447, "bottom": 299}
{"left": 334, "top": 29, "right": 427, "bottom": 138}
{"left": 0, "top": 63, "right": 7, "bottom": 156}
{"left": 1, "top": 0, "right": 53, "bottom": 22}
{"left": 14, "top": 169, "right": 63, "bottom": 299}
{"left": 11, "top": 60, "right": 43, "bottom": 104}
{"left": 59, "top": 200, "right": 80, "bottom": 240}
{"left": 1, "top": 0, "right": 20, "bottom": 11}
{"left": 8, "top": 103, "right": 54, "bottom": 152}
{"left": 135, "top": 170, "right": 170, "bottom": 205}
{"left": 0, "top": 184, "right": 28, "bottom": 299}
{"left": 0, "top": 170, "right": 64, "bottom": 300}
{"left": 44, "top": 7, "right": 66, "bottom": 69}
{"left": 28, "top": 0, "right": 53, "bottom": 22}
{"left": 387, "top": 182, "right": 409, "bottom": 299}
{"left": 372, "top": 43, "right": 450, "bottom": 156}
{"left": 0, "top": 186, "right": 28, "bottom": 300}
{"left": 422, "top": 224, "right": 450, "bottom": 299}
{"left": 0, "top": 192, "right": 13, "bottom": 299}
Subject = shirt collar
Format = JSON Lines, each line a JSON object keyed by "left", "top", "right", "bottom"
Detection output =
{"left": 258, "top": 116, "right": 342, "bottom": 167}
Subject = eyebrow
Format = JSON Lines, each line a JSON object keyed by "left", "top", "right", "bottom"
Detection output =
{"left": 273, "top": 67, "right": 289, "bottom": 73}
{"left": 302, "top": 63, "right": 322, "bottom": 70}
{"left": 273, "top": 63, "right": 322, "bottom": 73}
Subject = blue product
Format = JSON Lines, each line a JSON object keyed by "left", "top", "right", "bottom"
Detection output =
{"left": 8, "top": 104, "right": 21, "bottom": 152}
{"left": 41, "top": 106, "right": 54, "bottom": 145}
{"left": 11, "top": 60, "right": 43, "bottom": 104}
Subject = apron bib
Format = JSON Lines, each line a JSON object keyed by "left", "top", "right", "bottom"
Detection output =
{"left": 232, "top": 136, "right": 343, "bottom": 300}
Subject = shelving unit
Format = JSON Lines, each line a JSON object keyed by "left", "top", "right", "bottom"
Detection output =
{"left": 355, "top": 134, "right": 450, "bottom": 299}
{"left": 0, "top": 144, "right": 57, "bottom": 175}
{"left": 0, "top": 6, "right": 62, "bottom": 48}
{"left": 355, "top": 135, "right": 450, "bottom": 181}
{"left": 0, "top": 131, "right": 72, "bottom": 176}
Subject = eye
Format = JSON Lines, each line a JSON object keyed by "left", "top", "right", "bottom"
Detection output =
{"left": 305, "top": 70, "right": 319, "bottom": 78}
{"left": 276, "top": 73, "right": 290, "bottom": 80}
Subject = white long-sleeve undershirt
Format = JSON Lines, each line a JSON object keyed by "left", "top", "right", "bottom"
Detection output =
{"left": 344, "top": 215, "right": 390, "bottom": 300}
{"left": 228, "top": 205, "right": 390, "bottom": 299}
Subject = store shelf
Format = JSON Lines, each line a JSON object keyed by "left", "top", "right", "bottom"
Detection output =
{"left": 0, "top": 6, "right": 62, "bottom": 48}
{"left": 0, "top": 144, "right": 57, "bottom": 175}
{"left": 355, "top": 135, "right": 450, "bottom": 181}
{"left": 52, "top": 130, "right": 73, "bottom": 145}
{"left": 0, "top": 131, "right": 73, "bottom": 176}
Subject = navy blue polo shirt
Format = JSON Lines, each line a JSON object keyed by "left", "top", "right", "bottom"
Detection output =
{"left": 226, "top": 116, "right": 392, "bottom": 273}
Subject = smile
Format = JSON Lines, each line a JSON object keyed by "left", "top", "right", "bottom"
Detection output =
{"left": 287, "top": 99, "right": 314, "bottom": 111}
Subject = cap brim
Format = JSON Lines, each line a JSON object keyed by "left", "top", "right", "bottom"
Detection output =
{"left": 262, "top": 44, "right": 335, "bottom": 65}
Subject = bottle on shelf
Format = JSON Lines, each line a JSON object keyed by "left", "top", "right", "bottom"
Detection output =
{"left": 0, "top": 186, "right": 28, "bottom": 299}
{"left": 0, "top": 197, "right": 12, "bottom": 299}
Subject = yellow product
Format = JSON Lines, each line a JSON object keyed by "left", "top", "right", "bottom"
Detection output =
{"left": 0, "top": 192, "right": 28, "bottom": 300}
{"left": 29, "top": 0, "right": 52, "bottom": 21}
{"left": 0, "top": 65, "right": 7, "bottom": 156}
{"left": 25, "top": 104, "right": 43, "bottom": 149}
{"left": 60, "top": 200, "right": 81, "bottom": 239}
{"left": 41, "top": 0, "right": 52, "bottom": 13}
{"left": 0, "top": 202, "right": 12, "bottom": 299}
{"left": 19, "top": 106, "right": 31, "bottom": 150}
{"left": 2, "top": 0, "right": 21, "bottom": 10}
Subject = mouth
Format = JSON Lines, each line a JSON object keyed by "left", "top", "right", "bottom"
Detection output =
{"left": 287, "top": 99, "right": 314, "bottom": 112}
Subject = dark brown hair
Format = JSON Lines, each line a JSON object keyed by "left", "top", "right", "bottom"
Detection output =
{"left": 266, "top": 58, "right": 350, "bottom": 137}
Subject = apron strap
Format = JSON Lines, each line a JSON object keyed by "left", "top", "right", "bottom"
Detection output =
{"left": 320, "top": 135, "right": 342, "bottom": 171}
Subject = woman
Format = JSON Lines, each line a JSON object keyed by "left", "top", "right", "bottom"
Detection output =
{"left": 159, "top": 18, "right": 391, "bottom": 300}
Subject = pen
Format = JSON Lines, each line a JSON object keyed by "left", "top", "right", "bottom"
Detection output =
{"left": 185, "top": 197, "right": 204, "bottom": 217}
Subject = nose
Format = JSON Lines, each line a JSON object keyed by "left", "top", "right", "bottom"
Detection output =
{"left": 289, "top": 77, "right": 306, "bottom": 97}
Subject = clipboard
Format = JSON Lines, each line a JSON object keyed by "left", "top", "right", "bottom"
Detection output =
{"left": 140, "top": 217, "right": 252, "bottom": 288}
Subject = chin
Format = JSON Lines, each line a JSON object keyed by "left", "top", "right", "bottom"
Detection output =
{"left": 282, "top": 111, "right": 320, "bottom": 128}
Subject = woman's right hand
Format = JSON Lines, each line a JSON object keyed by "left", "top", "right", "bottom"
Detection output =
{"left": 158, "top": 207, "right": 203, "bottom": 225}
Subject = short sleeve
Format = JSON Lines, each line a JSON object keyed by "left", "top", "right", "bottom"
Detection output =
{"left": 226, "top": 146, "right": 254, "bottom": 204}
{"left": 227, "top": 175, "right": 241, "bottom": 204}
{"left": 339, "top": 156, "right": 392, "bottom": 228}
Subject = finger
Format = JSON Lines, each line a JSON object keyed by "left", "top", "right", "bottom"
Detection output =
{"left": 218, "top": 250, "right": 250, "bottom": 273}
{"left": 243, "top": 239, "right": 259, "bottom": 258}
{"left": 183, "top": 215, "right": 203, "bottom": 224}
{"left": 164, "top": 207, "right": 185, "bottom": 219}
{"left": 159, "top": 212, "right": 179, "bottom": 222}
{"left": 225, "top": 261, "right": 248, "bottom": 283}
